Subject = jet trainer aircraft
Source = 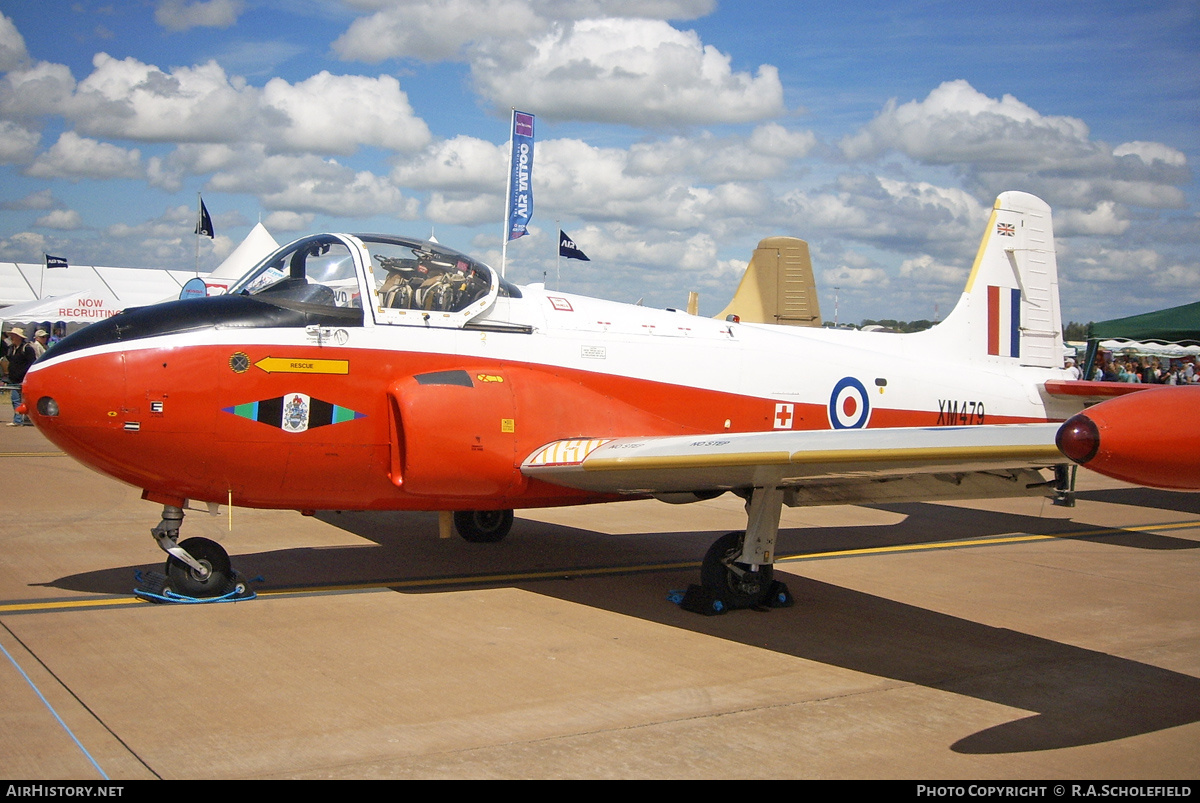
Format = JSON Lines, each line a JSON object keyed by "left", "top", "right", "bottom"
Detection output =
{"left": 23, "top": 191, "right": 1089, "bottom": 609}
{"left": 1057, "top": 385, "right": 1200, "bottom": 490}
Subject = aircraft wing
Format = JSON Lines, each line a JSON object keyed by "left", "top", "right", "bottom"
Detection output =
{"left": 522, "top": 424, "right": 1065, "bottom": 505}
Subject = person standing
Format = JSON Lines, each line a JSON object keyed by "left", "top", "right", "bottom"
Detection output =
{"left": 30, "top": 328, "right": 49, "bottom": 358}
{"left": 3, "top": 327, "right": 35, "bottom": 426}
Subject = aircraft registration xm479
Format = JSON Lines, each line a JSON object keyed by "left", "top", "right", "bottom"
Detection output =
{"left": 23, "top": 191, "right": 1091, "bottom": 610}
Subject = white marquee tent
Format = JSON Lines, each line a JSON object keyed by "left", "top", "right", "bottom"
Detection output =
{"left": 0, "top": 223, "right": 280, "bottom": 327}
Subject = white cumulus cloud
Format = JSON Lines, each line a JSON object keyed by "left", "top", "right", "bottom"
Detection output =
{"left": 473, "top": 18, "right": 783, "bottom": 125}
{"left": 26, "top": 131, "right": 142, "bottom": 180}
{"left": 155, "top": 0, "right": 243, "bottom": 32}
{"left": 840, "top": 79, "right": 1099, "bottom": 169}
{"left": 261, "top": 72, "right": 430, "bottom": 155}
{"left": 35, "top": 209, "right": 83, "bottom": 230}
{"left": 0, "top": 120, "right": 39, "bottom": 163}
{"left": 0, "top": 12, "right": 28, "bottom": 71}
{"left": 1056, "top": 201, "right": 1130, "bottom": 237}
{"left": 333, "top": 0, "right": 544, "bottom": 63}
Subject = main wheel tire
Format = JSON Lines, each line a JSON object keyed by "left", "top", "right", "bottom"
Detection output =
{"left": 700, "top": 530, "right": 774, "bottom": 608}
{"left": 454, "top": 509, "right": 514, "bottom": 543}
{"left": 165, "top": 536, "right": 233, "bottom": 598}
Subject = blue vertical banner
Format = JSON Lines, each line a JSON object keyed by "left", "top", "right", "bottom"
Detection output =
{"left": 505, "top": 111, "right": 535, "bottom": 241}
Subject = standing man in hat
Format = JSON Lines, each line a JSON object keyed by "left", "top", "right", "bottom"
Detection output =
{"left": 31, "top": 328, "right": 50, "bottom": 358}
{"left": 3, "top": 327, "right": 36, "bottom": 426}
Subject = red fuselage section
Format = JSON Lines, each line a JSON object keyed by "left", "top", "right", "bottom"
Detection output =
{"left": 1056, "top": 385, "right": 1200, "bottom": 490}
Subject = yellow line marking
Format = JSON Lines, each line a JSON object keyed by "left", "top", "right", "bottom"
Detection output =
{"left": 0, "top": 597, "right": 147, "bottom": 613}
{"left": 777, "top": 520, "right": 1200, "bottom": 564}
{"left": 0, "top": 451, "right": 66, "bottom": 457}
{"left": 1, "top": 520, "right": 1197, "bottom": 615}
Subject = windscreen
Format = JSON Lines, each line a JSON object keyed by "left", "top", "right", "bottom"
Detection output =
{"left": 229, "top": 235, "right": 361, "bottom": 309}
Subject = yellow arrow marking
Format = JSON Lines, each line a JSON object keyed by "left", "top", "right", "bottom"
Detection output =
{"left": 254, "top": 357, "right": 349, "bottom": 375}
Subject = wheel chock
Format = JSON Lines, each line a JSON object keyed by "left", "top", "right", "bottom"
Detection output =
{"left": 134, "top": 570, "right": 256, "bottom": 604}
{"left": 671, "top": 579, "right": 794, "bottom": 615}
{"left": 673, "top": 584, "right": 728, "bottom": 615}
{"left": 762, "top": 580, "right": 794, "bottom": 608}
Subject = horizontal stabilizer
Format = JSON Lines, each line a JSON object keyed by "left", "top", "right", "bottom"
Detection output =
{"left": 1043, "top": 380, "right": 1153, "bottom": 402}
{"left": 716, "top": 237, "right": 821, "bottom": 326}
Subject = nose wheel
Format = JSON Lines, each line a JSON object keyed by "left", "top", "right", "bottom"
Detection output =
{"left": 148, "top": 505, "right": 249, "bottom": 600}
{"left": 165, "top": 537, "right": 236, "bottom": 597}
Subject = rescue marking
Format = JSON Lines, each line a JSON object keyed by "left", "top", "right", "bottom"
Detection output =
{"left": 254, "top": 357, "right": 349, "bottom": 375}
{"left": 229, "top": 352, "right": 250, "bottom": 373}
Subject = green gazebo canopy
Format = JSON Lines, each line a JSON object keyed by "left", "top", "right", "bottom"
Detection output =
{"left": 1091, "top": 300, "right": 1200, "bottom": 345}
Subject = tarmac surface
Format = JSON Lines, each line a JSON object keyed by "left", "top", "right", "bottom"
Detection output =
{"left": 1, "top": 422, "right": 1198, "bottom": 780}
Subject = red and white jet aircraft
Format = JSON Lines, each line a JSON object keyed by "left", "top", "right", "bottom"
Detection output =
{"left": 22, "top": 191, "right": 1090, "bottom": 609}
{"left": 1057, "top": 385, "right": 1200, "bottom": 491}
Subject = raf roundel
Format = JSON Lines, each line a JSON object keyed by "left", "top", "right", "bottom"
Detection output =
{"left": 828, "top": 376, "right": 871, "bottom": 429}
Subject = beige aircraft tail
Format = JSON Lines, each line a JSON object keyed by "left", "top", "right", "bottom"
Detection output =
{"left": 716, "top": 237, "right": 822, "bottom": 326}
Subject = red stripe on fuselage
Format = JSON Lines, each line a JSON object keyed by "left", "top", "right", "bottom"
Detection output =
{"left": 25, "top": 342, "right": 1049, "bottom": 512}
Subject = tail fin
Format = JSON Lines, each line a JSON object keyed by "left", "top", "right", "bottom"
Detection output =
{"left": 716, "top": 237, "right": 822, "bottom": 326}
{"left": 932, "top": 191, "right": 1063, "bottom": 368}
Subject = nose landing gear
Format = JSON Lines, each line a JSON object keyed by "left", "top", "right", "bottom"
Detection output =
{"left": 142, "top": 504, "right": 251, "bottom": 601}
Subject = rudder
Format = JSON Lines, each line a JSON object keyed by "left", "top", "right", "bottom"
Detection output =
{"left": 929, "top": 192, "right": 1063, "bottom": 368}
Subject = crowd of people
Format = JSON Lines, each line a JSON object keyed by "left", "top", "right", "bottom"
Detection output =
{"left": 2, "top": 321, "right": 63, "bottom": 426}
{"left": 1070, "top": 353, "right": 1200, "bottom": 384}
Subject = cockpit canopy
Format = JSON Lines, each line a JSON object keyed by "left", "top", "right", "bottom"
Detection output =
{"left": 228, "top": 234, "right": 519, "bottom": 328}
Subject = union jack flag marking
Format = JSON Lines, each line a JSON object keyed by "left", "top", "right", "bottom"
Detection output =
{"left": 997, "top": 222, "right": 1016, "bottom": 236}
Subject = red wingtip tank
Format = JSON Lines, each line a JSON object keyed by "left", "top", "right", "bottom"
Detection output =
{"left": 1056, "top": 385, "right": 1200, "bottom": 490}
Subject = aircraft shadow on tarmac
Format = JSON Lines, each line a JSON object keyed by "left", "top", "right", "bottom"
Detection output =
{"left": 44, "top": 496, "right": 1200, "bottom": 756}
{"left": 1076, "top": 485, "right": 1200, "bottom": 517}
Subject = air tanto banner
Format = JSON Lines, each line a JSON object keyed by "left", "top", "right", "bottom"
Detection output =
{"left": 506, "top": 111, "right": 535, "bottom": 241}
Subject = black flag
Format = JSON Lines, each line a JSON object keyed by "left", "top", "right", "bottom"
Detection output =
{"left": 195, "top": 198, "right": 214, "bottom": 238}
{"left": 44, "top": 253, "right": 68, "bottom": 269}
{"left": 559, "top": 229, "right": 589, "bottom": 261}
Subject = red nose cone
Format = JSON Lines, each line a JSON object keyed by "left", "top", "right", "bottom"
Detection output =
{"left": 1056, "top": 413, "right": 1100, "bottom": 464}
{"left": 1056, "top": 386, "right": 1200, "bottom": 490}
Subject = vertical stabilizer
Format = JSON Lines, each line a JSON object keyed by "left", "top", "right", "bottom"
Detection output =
{"left": 931, "top": 192, "right": 1063, "bottom": 368}
{"left": 716, "top": 237, "right": 822, "bottom": 326}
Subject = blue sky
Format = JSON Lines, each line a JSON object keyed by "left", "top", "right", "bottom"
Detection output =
{"left": 0, "top": 0, "right": 1195, "bottom": 325}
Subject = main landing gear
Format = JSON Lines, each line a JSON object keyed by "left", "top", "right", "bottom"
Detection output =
{"left": 453, "top": 509, "right": 514, "bottom": 543}
{"left": 683, "top": 486, "right": 794, "bottom": 615}
{"left": 145, "top": 505, "right": 250, "bottom": 601}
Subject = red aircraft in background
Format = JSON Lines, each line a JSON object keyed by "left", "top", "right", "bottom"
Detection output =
{"left": 1057, "top": 385, "right": 1200, "bottom": 491}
